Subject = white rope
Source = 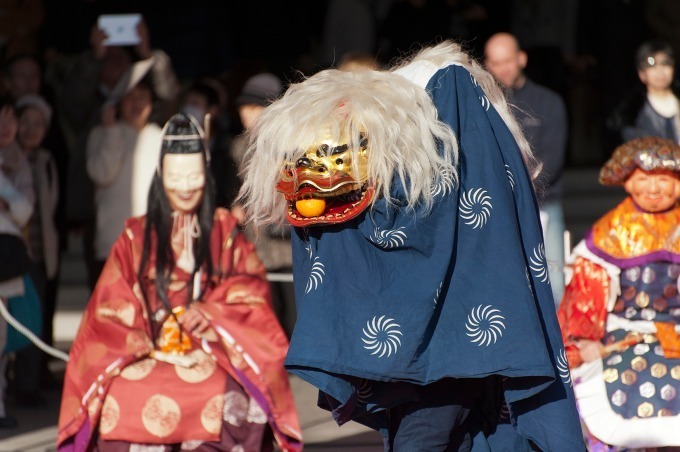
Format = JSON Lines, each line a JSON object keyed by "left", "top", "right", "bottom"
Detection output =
{"left": 0, "top": 272, "right": 295, "bottom": 364}
{"left": 266, "top": 272, "right": 294, "bottom": 283}
{"left": 0, "top": 296, "right": 70, "bottom": 362}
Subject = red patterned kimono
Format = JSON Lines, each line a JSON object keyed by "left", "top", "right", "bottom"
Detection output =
{"left": 57, "top": 208, "right": 302, "bottom": 451}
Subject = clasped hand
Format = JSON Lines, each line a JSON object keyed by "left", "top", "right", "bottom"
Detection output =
{"left": 179, "top": 305, "right": 210, "bottom": 335}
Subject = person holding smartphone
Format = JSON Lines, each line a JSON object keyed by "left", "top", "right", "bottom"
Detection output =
{"left": 58, "top": 14, "right": 180, "bottom": 292}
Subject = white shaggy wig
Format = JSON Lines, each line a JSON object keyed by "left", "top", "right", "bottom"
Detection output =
{"left": 237, "top": 40, "right": 538, "bottom": 228}
{"left": 237, "top": 66, "right": 458, "bottom": 227}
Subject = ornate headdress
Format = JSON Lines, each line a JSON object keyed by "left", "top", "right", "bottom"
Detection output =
{"left": 599, "top": 136, "right": 680, "bottom": 186}
{"left": 158, "top": 112, "right": 209, "bottom": 168}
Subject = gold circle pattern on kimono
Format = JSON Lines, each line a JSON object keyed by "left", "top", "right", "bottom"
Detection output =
{"left": 175, "top": 350, "right": 217, "bottom": 383}
{"left": 223, "top": 344, "right": 246, "bottom": 370}
{"left": 99, "top": 395, "right": 121, "bottom": 435}
{"left": 87, "top": 396, "right": 102, "bottom": 421}
{"left": 121, "top": 358, "right": 157, "bottom": 381}
{"left": 125, "top": 330, "right": 153, "bottom": 355}
{"left": 96, "top": 298, "right": 136, "bottom": 327}
{"left": 226, "top": 283, "right": 267, "bottom": 305}
{"left": 223, "top": 390, "right": 249, "bottom": 426}
{"left": 141, "top": 394, "right": 182, "bottom": 438}
{"left": 200, "top": 394, "right": 224, "bottom": 434}
{"left": 78, "top": 342, "right": 107, "bottom": 375}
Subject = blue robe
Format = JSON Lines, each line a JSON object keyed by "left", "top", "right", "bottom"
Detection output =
{"left": 285, "top": 62, "right": 584, "bottom": 451}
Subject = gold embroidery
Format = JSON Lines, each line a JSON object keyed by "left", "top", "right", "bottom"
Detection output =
{"left": 651, "top": 363, "right": 668, "bottom": 378}
{"left": 621, "top": 369, "right": 637, "bottom": 385}
{"left": 141, "top": 394, "right": 181, "bottom": 438}
{"left": 99, "top": 395, "right": 120, "bottom": 435}
{"left": 637, "top": 402, "right": 654, "bottom": 418}
{"left": 631, "top": 357, "right": 648, "bottom": 372}
{"left": 200, "top": 394, "right": 224, "bottom": 434}
{"left": 603, "top": 368, "right": 619, "bottom": 383}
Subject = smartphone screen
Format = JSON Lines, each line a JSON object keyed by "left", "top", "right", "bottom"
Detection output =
{"left": 98, "top": 13, "right": 142, "bottom": 46}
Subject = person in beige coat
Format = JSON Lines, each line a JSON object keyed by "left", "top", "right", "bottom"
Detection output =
{"left": 14, "top": 93, "right": 59, "bottom": 405}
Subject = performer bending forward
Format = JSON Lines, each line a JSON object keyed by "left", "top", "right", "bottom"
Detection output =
{"left": 237, "top": 41, "right": 583, "bottom": 450}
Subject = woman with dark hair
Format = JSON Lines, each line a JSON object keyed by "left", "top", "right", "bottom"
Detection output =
{"left": 608, "top": 39, "right": 680, "bottom": 145}
{"left": 57, "top": 113, "right": 301, "bottom": 451}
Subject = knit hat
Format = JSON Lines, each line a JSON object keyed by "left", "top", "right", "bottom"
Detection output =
{"left": 235, "top": 73, "right": 283, "bottom": 107}
{"left": 15, "top": 94, "right": 52, "bottom": 126}
{"left": 599, "top": 136, "right": 680, "bottom": 185}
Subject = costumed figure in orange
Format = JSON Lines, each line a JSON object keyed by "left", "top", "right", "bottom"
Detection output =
{"left": 57, "top": 113, "right": 301, "bottom": 451}
{"left": 559, "top": 136, "right": 680, "bottom": 450}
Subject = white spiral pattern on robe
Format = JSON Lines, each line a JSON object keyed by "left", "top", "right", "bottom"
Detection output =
{"left": 470, "top": 73, "right": 479, "bottom": 86}
{"left": 305, "top": 256, "right": 325, "bottom": 293}
{"left": 465, "top": 304, "right": 506, "bottom": 346}
{"left": 529, "top": 243, "right": 549, "bottom": 283}
{"left": 459, "top": 187, "right": 492, "bottom": 229}
{"left": 431, "top": 167, "right": 455, "bottom": 197}
{"left": 556, "top": 349, "right": 572, "bottom": 386}
{"left": 370, "top": 227, "right": 407, "bottom": 248}
{"left": 362, "top": 315, "right": 403, "bottom": 358}
{"left": 480, "top": 94, "right": 491, "bottom": 111}
{"left": 505, "top": 165, "right": 515, "bottom": 190}
{"left": 305, "top": 243, "right": 313, "bottom": 259}
{"left": 356, "top": 379, "right": 374, "bottom": 404}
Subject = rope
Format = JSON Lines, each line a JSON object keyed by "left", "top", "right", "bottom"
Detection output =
{"left": 0, "top": 297, "right": 70, "bottom": 362}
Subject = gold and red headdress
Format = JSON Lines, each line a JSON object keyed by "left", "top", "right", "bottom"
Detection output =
{"left": 599, "top": 136, "right": 680, "bottom": 186}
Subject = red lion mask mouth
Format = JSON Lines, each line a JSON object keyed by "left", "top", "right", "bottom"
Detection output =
{"left": 275, "top": 137, "right": 376, "bottom": 226}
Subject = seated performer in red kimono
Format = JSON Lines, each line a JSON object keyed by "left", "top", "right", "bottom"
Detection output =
{"left": 559, "top": 136, "right": 680, "bottom": 450}
{"left": 57, "top": 113, "right": 302, "bottom": 451}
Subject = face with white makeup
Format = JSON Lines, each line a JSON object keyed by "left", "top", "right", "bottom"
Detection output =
{"left": 162, "top": 152, "right": 206, "bottom": 214}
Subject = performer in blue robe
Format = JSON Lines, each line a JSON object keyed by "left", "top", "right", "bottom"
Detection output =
{"left": 237, "top": 41, "right": 584, "bottom": 451}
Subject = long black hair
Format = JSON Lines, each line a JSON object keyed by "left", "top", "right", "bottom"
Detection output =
{"left": 137, "top": 113, "right": 217, "bottom": 336}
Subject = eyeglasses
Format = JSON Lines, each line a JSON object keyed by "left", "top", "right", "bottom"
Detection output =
{"left": 640, "top": 56, "right": 675, "bottom": 69}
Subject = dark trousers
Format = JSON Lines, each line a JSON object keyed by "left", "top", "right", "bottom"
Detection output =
{"left": 384, "top": 378, "right": 481, "bottom": 451}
